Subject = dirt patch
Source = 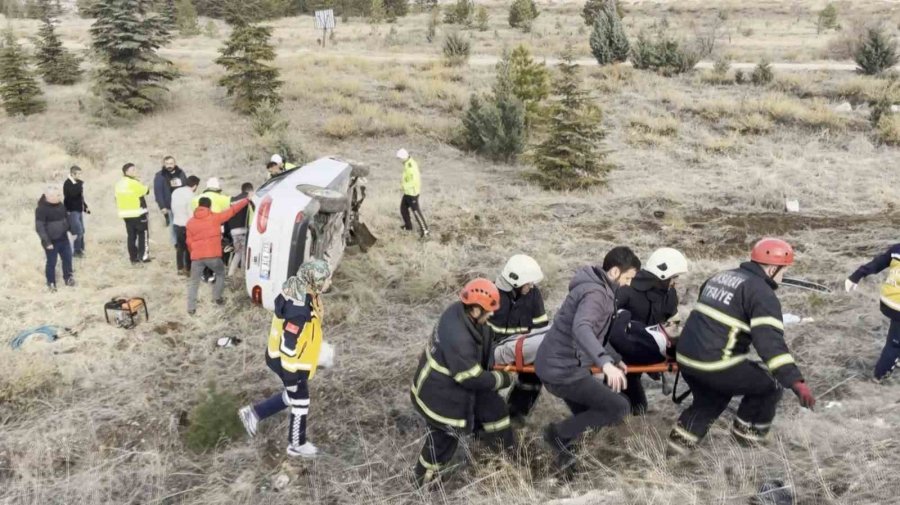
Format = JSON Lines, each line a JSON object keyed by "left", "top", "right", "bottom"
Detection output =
{"left": 152, "top": 321, "right": 184, "bottom": 336}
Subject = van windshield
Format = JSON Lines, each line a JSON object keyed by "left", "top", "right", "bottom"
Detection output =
{"left": 256, "top": 169, "right": 294, "bottom": 198}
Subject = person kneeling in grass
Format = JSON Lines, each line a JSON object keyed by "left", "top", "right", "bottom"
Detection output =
{"left": 239, "top": 260, "right": 332, "bottom": 458}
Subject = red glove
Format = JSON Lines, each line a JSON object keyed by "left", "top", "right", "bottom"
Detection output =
{"left": 791, "top": 381, "right": 816, "bottom": 410}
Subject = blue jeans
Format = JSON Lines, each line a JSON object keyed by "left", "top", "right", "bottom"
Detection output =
{"left": 67, "top": 212, "right": 85, "bottom": 254}
{"left": 44, "top": 237, "right": 73, "bottom": 286}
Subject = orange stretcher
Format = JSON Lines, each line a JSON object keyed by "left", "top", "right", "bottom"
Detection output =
{"left": 493, "top": 362, "right": 679, "bottom": 375}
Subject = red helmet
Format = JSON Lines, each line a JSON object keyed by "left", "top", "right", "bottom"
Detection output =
{"left": 751, "top": 238, "right": 794, "bottom": 266}
{"left": 460, "top": 278, "right": 500, "bottom": 312}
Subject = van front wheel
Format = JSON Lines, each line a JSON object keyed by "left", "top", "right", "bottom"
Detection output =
{"left": 296, "top": 185, "right": 349, "bottom": 214}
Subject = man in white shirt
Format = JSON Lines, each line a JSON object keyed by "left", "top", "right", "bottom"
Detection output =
{"left": 171, "top": 176, "right": 200, "bottom": 276}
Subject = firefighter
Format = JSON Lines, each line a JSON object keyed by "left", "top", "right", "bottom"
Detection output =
{"left": 845, "top": 242, "right": 900, "bottom": 382}
{"left": 410, "top": 278, "right": 515, "bottom": 488}
{"left": 490, "top": 254, "right": 550, "bottom": 422}
{"left": 238, "top": 260, "right": 331, "bottom": 458}
{"left": 668, "top": 238, "right": 816, "bottom": 456}
{"left": 610, "top": 247, "right": 688, "bottom": 415}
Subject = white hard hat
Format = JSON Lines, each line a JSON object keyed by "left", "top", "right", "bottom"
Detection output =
{"left": 270, "top": 154, "right": 283, "bottom": 164}
{"left": 206, "top": 177, "right": 221, "bottom": 190}
{"left": 499, "top": 254, "right": 544, "bottom": 290}
{"left": 396, "top": 148, "right": 409, "bottom": 160}
{"left": 645, "top": 248, "right": 688, "bottom": 281}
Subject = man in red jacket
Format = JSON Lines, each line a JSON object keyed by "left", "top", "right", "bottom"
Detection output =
{"left": 186, "top": 195, "right": 250, "bottom": 314}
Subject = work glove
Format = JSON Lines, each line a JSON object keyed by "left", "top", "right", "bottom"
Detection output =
{"left": 495, "top": 371, "right": 514, "bottom": 390}
{"left": 791, "top": 381, "right": 816, "bottom": 410}
{"left": 844, "top": 279, "right": 858, "bottom": 292}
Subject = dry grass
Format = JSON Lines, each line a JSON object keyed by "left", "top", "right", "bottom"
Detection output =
{"left": 876, "top": 113, "right": 900, "bottom": 144}
{"left": 2, "top": 4, "right": 900, "bottom": 505}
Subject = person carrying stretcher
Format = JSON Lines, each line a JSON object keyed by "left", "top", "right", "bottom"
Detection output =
{"left": 489, "top": 255, "right": 550, "bottom": 423}
{"left": 609, "top": 248, "right": 688, "bottom": 415}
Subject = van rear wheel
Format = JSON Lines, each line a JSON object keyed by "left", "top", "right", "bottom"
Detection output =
{"left": 296, "top": 185, "right": 349, "bottom": 213}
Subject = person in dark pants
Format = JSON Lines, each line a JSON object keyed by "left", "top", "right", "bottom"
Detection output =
{"left": 668, "top": 239, "right": 815, "bottom": 457}
{"left": 63, "top": 165, "right": 89, "bottom": 258}
{"left": 396, "top": 148, "right": 430, "bottom": 238}
{"left": 35, "top": 187, "right": 74, "bottom": 291}
{"left": 490, "top": 254, "right": 550, "bottom": 423}
{"left": 238, "top": 260, "right": 332, "bottom": 458}
{"left": 610, "top": 247, "right": 688, "bottom": 415}
{"left": 227, "top": 182, "right": 253, "bottom": 277}
{"left": 410, "top": 279, "right": 515, "bottom": 487}
{"left": 845, "top": 242, "right": 900, "bottom": 382}
{"left": 171, "top": 176, "right": 200, "bottom": 276}
{"left": 535, "top": 247, "right": 641, "bottom": 474}
{"left": 153, "top": 155, "right": 188, "bottom": 247}
{"left": 114, "top": 163, "right": 151, "bottom": 264}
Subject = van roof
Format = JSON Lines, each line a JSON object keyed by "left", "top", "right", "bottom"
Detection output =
{"left": 259, "top": 157, "right": 351, "bottom": 203}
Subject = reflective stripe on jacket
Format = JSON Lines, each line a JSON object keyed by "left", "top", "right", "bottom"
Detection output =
{"left": 410, "top": 302, "right": 508, "bottom": 430}
{"left": 488, "top": 287, "right": 549, "bottom": 339}
{"left": 676, "top": 262, "right": 803, "bottom": 388}
{"left": 401, "top": 158, "right": 421, "bottom": 196}
{"left": 266, "top": 293, "right": 324, "bottom": 379}
{"left": 115, "top": 177, "right": 149, "bottom": 218}
{"left": 849, "top": 243, "right": 900, "bottom": 321}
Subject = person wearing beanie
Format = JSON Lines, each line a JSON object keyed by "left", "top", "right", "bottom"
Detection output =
{"left": 36, "top": 186, "right": 75, "bottom": 291}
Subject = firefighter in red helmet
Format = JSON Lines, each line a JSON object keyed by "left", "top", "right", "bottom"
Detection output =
{"left": 667, "top": 238, "right": 816, "bottom": 456}
{"left": 410, "top": 278, "right": 516, "bottom": 487}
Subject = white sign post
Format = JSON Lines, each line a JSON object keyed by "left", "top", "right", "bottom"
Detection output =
{"left": 315, "top": 9, "right": 336, "bottom": 47}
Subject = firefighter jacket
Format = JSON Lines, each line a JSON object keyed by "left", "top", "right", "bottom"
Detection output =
{"left": 114, "top": 176, "right": 149, "bottom": 219}
{"left": 410, "top": 302, "right": 511, "bottom": 431}
{"left": 267, "top": 293, "right": 324, "bottom": 379}
{"left": 191, "top": 190, "right": 231, "bottom": 212}
{"left": 401, "top": 158, "right": 421, "bottom": 196}
{"left": 488, "top": 287, "right": 549, "bottom": 341}
{"left": 849, "top": 243, "right": 900, "bottom": 321}
{"left": 676, "top": 262, "right": 803, "bottom": 388}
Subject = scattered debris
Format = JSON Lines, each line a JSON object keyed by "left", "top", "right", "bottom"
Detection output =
{"left": 752, "top": 479, "right": 794, "bottom": 505}
{"left": 782, "top": 314, "right": 814, "bottom": 326}
{"left": 319, "top": 341, "right": 335, "bottom": 368}
{"left": 824, "top": 401, "right": 843, "bottom": 410}
{"left": 784, "top": 198, "right": 800, "bottom": 213}
{"left": 549, "top": 202, "right": 591, "bottom": 219}
{"left": 215, "top": 337, "right": 242, "bottom": 348}
{"left": 10, "top": 325, "right": 60, "bottom": 349}
{"left": 653, "top": 210, "right": 666, "bottom": 219}
{"left": 271, "top": 473, "right": 290, "bottom": 492}
{"left": 834, "top": 101, "right": 853, "bottom": 113}
{"left": 782, "top": 278, "right": 832, "bottom": 293}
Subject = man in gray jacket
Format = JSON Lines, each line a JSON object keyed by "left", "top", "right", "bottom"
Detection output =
{"left": 535, "top": 246, "right": 642, "bottom": 474}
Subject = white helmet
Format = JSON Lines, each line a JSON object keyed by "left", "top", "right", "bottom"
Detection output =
{"left": 270, "top": 154, "right": 283, "bottom": 164}
{"left": 396, "top": 148, "right": 409, "bottom": 160}
{"left": 206, "top": 177, "right": 221, "bottom": 190}
{"left": 645, "top": 248, "right": 688, "bottom": 281}
{"left": 499, "top": 254, "right": 544, "bottom": 290}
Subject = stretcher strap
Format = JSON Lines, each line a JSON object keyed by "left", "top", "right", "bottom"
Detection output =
{"left": 514, "top": 336, "right": 525, "bottom": 371}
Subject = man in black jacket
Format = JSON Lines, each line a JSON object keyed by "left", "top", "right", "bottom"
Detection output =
{"left": 63, "top": 165, "right": 89, "bottom": 258}
{"left": 36, "top": 187, "right": 74, "bottom": 291}
{"left": 153, "top": 155, "right": 188, "bottom": 247}
{"left": 668, "top": 238, "right": 816, "bottom": 457}
{"left": 410, "top": 278, "right": 515, "bottom": 487}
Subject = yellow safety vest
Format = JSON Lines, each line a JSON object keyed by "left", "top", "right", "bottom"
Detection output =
{"left": 401, "top": 158, "right": 421, "bottom": 196}
{"left": 266, "top": 298, "right": 324, "bottom": 379}
{"left": 191, "top": 191, "right": 231, "bottom": 212}
{"left": 881, "top": 255, "right": 900, "bottom": 312}
{"left": 114, "top": 177, "right": 149, "bottom": 218}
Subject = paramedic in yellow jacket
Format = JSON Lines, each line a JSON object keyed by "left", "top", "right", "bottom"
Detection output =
{"left": 190, "top": 178, "right": 231, "bottom": 212}
{"left": 239, "top": 260, "right": 331, "bottom": 458}
{"left": 114, "top": 163, "right": 151, "bottom": 264}
{"left": 846, "top": 242, "right": 900, "bottom": 382}
{"left": 396, "top": 148, "right": 430, "bottom": 238}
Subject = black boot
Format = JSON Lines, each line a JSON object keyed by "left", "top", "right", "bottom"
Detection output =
{"left": 543, "top": 424, "right": 576, "bottom": 479}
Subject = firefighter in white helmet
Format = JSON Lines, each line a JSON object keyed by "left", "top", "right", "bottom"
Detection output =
{"left": 610, "top": 248, "right": 688, "bottom": 415}
{"left": 490, "top": 254, "right": 550, "bottom": 422}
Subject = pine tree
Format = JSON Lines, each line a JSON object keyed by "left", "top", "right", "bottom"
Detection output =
{"left": 530, "top": 50, "right": 609, "bottom": 190}
{"left": 0, "top": 29, "right": 47, "bottom": 116}
{"left": 507, "top": 44, "right": 549, "bottom": 126}
{"left": 384, "top": 0, "right": 407, "bottom": 19}
{"left": 163, "top": 0, "right": 176, "bottom": 25}
{"left": 35, "top": 0, "right": 83, "bottom": 84}
{"left": 215, "top": 12, "right": 282, "bottom": 114}
{"left": 508, "top": 0, "right": 537, "bottom": 32}
{"left": 474, "top": 5, "right": 488, "bottom": 32}
{"left": 582, "top": 0, "right": 623, "bottom": 25}
{"left": 461, "top": 57, "right": 526, "bottom": 163}
{"left": 855, "top": 28, "right": 899, "bottom": 76}
{"left": 175, "top": 0, "right": 200, "bottom": 35}
{"left": 369, "top": 0, "right": 385, "bottom": 23}
{"left": 90, "top": 0, "right": 176, "bottom": 115}
{"left": 589, "top": 0, "right": 628, "bottom": 65}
